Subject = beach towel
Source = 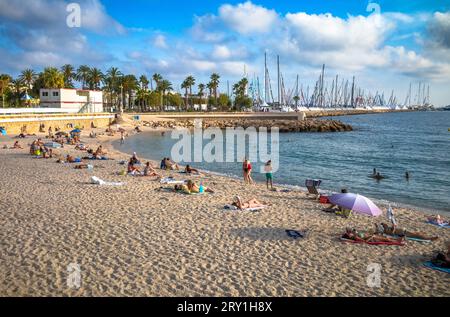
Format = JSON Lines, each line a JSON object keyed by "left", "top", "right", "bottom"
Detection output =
{"left": 44, "top": 142, "right": 61, "bottom": 149}
{"left": 160, "top": 177, "right": 186, "bottom": 185}
{"left": 426, "top": 220, "right": 450, "bottom": 228}
{"left": 385, "top": 235, "right": 432, "bottom": 243}
{"left": 286, "top": 230, "right": 308, "bottom": 239}
{"left": 223, "top": 204, "right": 267, "bottom": 212}
{"left": 339, "top": 237, "right": 405, "bottom": 246}
{"left": 90, "top": 176, "right": 123, "bottom": 186}
{"left": 423, "top": 261, "right": 450, "bottom": 274}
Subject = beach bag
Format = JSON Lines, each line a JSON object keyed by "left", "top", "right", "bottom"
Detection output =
{"left": 319, "top": 196, "right": 330, "bottom": 204}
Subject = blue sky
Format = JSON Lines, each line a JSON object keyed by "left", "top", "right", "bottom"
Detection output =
{"left": 1, "top": 0, "right": 450, "bottom": 106}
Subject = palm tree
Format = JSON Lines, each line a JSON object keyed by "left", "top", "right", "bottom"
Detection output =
{"left": 139, "top": 75, "right": 149, "bottom": 91}
{"left": 11, "top": 79, "right": 25, "bottom": 107}
{"left": 41, "top": 67, "right": 64, "bottom": 89}
{"left": 152, "top": 73, "right": 162, "bottom": 91}
{"left": 105, "top": 67, "right": 123, "bottom": 109}
{"left": 185, "top": 75, "right": 195, "bottom": 109}
{"left": 19, "top": 69, "right": 37, "bottom": 94}
{"left": 0, "top": 74, "right": 12, "bottom": 108}
{"left": 76, "top": 65, "right": 90, "bottom": 89}
{"left": 198, "top": 83, "right": 205, "bottom": 107}
{"left": 158, "top": 79, "right": 173, "bottom": 110}
{"left": 181, "top": 79, "right": 189, "bottom": 110}
{"left": 87, "top": 68, "right": 104, "bottom": 90}
{"left": 209, "top": 73, "right": 220, "bottom": 105}
{"left": 120, "top": 75, "right": 138, "bottom": 111}
{"left": 61, "top": 64, "right": 75, "bottom": 88}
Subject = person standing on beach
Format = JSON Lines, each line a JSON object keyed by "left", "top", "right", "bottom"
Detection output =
{"left": 265, "top": 160, "right": 273, "bottom": 190}
{"left": 242, "top": 158, "right": 249, "bottom": 183}
{"left": 120, "top": 131, "right": 125, "bottom": 145}
{"left": 387, "top": 204, "right": 397, "bottom": 231}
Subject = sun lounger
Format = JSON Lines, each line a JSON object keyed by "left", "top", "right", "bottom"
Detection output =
{"left": 423, "top": 261, "right": 450, "bottom": 274}
{"left": 339, "top": 237, "right": 405, "bottom": 246}
{"left": 305, "top": 179, "right": 321, "bottom": 198}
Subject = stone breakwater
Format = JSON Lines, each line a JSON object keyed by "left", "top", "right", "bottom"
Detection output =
{"left": 142, "top": 118, "right": 353, "bottom": 133}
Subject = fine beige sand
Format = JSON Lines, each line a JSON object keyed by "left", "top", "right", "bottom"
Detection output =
{"left": 0, "top": 127, "right": 449, "bottom": 297}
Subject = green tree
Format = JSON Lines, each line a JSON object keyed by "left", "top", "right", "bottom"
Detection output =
{"left": 76, "top": 65, "right": 90, "bottom": 89}
{"left": 19, "top": 69, "right": 37, "bottom": 94}
{"left": 197, "top": 83, "right": 205, "bottom": 107}
{"left": 87, "top": 68, "right": 104, "bottom": 90}
{"left": 11, "top": 78, "right": 25, "bottom": 107}
{"left": 120, "top": 75, "right": 138, "bottom": 111}
{"left": 61, "top": 64, "right": 75, "bottom": 88}
{"left": 158, "top": 79, "right": 173, "bottom": 110}
{"left": 40, "top": 67, "right": 65, "bottom": 89}
{"left": 105, "top": 67, "right": 123, "bottom": 110}
{"left": 139, "top": 75, "right": 150, "bottom": 90}
{"left": 209, "top": 73, "right": 220, "bottom": 107}
{"left": 166, "top": 93, "right": 183, "bottom": 110}
{"left": 217, "top": 93, "right": 231, "bottom": 111}
{"left": 233, "top": 78, "right": 251, "bottom": 111}
{"left": 0, "top": 74, "right": 12, "bottom": 107}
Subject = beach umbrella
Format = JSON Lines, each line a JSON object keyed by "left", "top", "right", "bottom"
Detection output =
{"left": 21, "top": 93, "right": 32, "bottom": 101}
{"left": 71, "top": 128, "right": 82, "bottom": 133}
{"left": 329, "top": 193, "right": 382, "bottom": 217}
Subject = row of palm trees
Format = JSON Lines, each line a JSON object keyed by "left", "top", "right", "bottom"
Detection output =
{"left": 1, "top": 65, "right": 249, "bottom": 111}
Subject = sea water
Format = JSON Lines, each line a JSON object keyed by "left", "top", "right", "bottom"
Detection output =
{"left": 115, "top": 111, "right": 450, "bottom": 213}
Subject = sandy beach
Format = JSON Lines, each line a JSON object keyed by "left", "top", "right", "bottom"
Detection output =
{"left": 0, "top": 126, "right": 449, "bottom": 297}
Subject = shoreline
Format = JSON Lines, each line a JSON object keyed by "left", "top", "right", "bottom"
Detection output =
{"left": 109, "top": 129, "right": 446, "bottom": 216}
{"left": 0, "top": 121, "right": 449, "bottom": 297}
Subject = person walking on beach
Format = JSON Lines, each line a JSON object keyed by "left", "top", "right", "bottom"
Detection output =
{"left": 265, "top": 160, "right": 273, "bottom": 190}
{"left": 242, "top": 158, "right": 254, "bottom": 184}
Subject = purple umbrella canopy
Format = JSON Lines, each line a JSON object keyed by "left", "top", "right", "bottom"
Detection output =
{"left": 329, "top": 193, "right": 382, "bottom": 217}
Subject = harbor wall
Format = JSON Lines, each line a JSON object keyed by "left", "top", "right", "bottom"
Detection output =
{"left": 0, "top": 113, "right": 115, "bottom": 134}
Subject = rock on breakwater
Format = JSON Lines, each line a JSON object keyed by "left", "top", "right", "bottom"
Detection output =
{"left": 141, "top": 118, "right": 353, "bottom": 133}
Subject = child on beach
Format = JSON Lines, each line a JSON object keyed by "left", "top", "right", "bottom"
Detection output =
{"left": 264, "top": 160, "right": 273, "bottom": 190}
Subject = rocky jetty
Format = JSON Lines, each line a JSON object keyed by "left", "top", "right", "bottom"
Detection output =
{"left": 142, "top": 118, "right": 352, "bottom": 133}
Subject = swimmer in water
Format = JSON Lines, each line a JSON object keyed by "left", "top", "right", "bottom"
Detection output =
{"left": 405, "top": 171, "right": 410, "bottom": 180}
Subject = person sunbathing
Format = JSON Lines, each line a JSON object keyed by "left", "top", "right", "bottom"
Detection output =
{"left": 186, "top": 180, "right": 214, "bottom": 193}
{"left": 143, "top": 162, "right": 160, "bottom": 177}
{"left": 427, "top": 215, "right": 448, "bottom": 226}
{"left": 165, "top": 158, "right": 180, "bottom": 170}
{"left": 185, "top": 165, "right": 200, "bottom": 174}
{"left": 232, "top": 196, "right": 266, "bottom": 210}
{"left": 379, "top": 223, "right": 438, "bottom": 241}
{"left": 127, "top": 159, "right": 141, "bottom": 175}
{"left": 343, "top": 228, "right": 404, "bottom": 244}
{"left": 432, "top": 243, "right": 450, "bottom": 268}
{"left": 66, "top": 155, "right": 81, "bottom": 163}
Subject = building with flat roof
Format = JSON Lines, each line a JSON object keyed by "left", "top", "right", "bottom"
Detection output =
{"left": 39, "top": 88, "right": 103, "bottom": 113}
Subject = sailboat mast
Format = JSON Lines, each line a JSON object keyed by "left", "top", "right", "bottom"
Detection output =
{"left": 351, "top": 76, "right": 355, "bottom": 108}
{"left": 277, "top": 55, "right": 281, "bottom": 107}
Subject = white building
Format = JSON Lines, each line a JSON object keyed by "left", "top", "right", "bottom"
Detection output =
{"left": 39, "top": 88, "right": 103, "bottom": 113}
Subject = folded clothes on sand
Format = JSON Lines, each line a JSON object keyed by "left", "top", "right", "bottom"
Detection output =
{"left": 90, "top": 176, "right": 123, "bottom": 186}
{"left": 286, "top": 230, "right": 308, "bottom": 239}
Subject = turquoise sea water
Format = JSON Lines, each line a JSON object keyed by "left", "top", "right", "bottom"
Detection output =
{"left": 115, "top": 111, "right": 450, "bottom": 213}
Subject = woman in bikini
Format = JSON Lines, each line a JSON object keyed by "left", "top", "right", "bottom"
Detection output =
{"left": 232, "top": 196, "right": 266, "bottom": 210}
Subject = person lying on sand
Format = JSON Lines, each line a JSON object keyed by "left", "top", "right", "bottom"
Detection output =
{"left": 427, "top": 215, "right": 448, "bottom": 226}
{"left": 232, "top": 196, "right": 266, "bottom": 210}
{"left": 432, "top": 242, "right": 450, "bottom": 268}
{"left": 376, "top": 223, "right": 438, "bottom": 241}
{"left": 66, "top": 155, "right": 81, "bottom": 163}
{"left": 143, "top": 162, "right": 161, "bottom": 178}
{"left": 185, "top": 165, "right": 200, "bottom": 175}
{"left": 172, "top": 180, "right": 214, "bottom": 194}
{"left": 343, "top": 228, "right": 405, "bottom": 244}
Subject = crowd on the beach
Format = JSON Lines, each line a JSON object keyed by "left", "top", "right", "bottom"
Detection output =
{"left": 2, "top": 125, "right": 449, "bottom": 273}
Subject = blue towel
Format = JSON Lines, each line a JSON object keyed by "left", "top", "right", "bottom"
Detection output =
{"left": 423, "top": 261, "right": 450, "bottom": 274}
{"left": 286, "top": 230, "right": 306, "bottom": 239}
{"left": 426, "top": 221, "right": 450, "bottom": 228}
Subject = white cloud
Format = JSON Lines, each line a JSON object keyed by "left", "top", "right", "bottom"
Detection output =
{"left": 212, "top": 45, "right": 232, "bottom": 59}
{"left": 219, "top": 1, "right": 278, "bottom": 34}
{"left": 153, "top": 34, "right": 168, "bottom": 49}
